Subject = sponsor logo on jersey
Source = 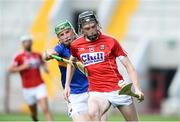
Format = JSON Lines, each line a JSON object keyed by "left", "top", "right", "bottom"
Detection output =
{"left": 80, "top": 52, "right": 104, "bottom": 66}
{"left": 23, "top": 56, "right": 41, "bottom": 68}
{"left": 78, "top": 47, "right": 85, "bottom": 51}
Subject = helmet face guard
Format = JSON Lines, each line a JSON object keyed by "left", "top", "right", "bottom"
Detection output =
{"left": 78, "top": 11, "right": 99, "bottom": 34}
{"left": 54, "top": 20, "right": 77, "bottom": 46}
{"left": 78, "top": 11, "right": 101, "bottom": 41}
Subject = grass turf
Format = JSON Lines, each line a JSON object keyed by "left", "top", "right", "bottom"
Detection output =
{"left": 0, "top": 113, "right": 180, "bottom": 121}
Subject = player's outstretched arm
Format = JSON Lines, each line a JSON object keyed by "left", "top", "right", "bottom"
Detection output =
{"left": 43, "top": 49, "right": 58, "bottom": 61}
{"left": 63, "top": 55, "right": 76, "bottom": 101}
{"left": 120, "top": 56, "right": 144, "bottom": 101}
{"left": 8, "top": 63, "right": 29, "bottom": 73}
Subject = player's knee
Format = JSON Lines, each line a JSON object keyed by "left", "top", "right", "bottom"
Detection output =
{"left": 89, "top": 112, "right": 99, "bottom": 120}
{"left": 88, "top": 108, "right": 100, "bottom": 120}
{"left": 88, "top": 97, "right": 101, "bottom": 120}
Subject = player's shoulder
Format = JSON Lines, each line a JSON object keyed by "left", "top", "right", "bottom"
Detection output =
{"left": 55, "top": 43, "right": 65, "bottom": 50}
{"left": 101, "top": 33, "right": 116, "bottom": 41}
{"left": 31, "top": 51, "right": 42, "bottom": 57}
{"left": 100, "top": 33, "right": 118, "bottom": 44}
{"left": 71, "top": 36, "right": 84, "bottom": 47}
{"left": 55, "top": 43, "right": 63, "bottom": 48}
{"left": 54, "top": 43, "right": 66, "bottom": 54}
{"left": 13, "top": 51, "right": 24, "bottom": 60}
{"left": 15, "top": 51, "right": 25, "bottom": 57}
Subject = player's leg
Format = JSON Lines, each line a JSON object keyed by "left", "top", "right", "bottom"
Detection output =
{"left": 28, "top": 103, "right": 38, "bottom": 121}
{"left": 108, "top": 90, "right": 138, "bottom": 121}
{"left": 100, "top": 111, "right": 108, "bottom": 122}
{"left": 72, "top": 113, "right": 90, "bottom": 121}
{"left": 88, "top": 92, "right": 111, "bottom": 121}
{"left": 67, "top": 101, "right": 90, "bottom": 122}
{"left": 38, "top": 97, "right": 53, "bottom": 121}
{"left": 68, "top": 92, "right": 90, "bottom": 121}
{"left": 117, "top": 101, "right": 139, "bottom": 121}
{"left": 36, "top": 84, "right": 53, "bottom": 121}
{"left": 23, "top": 88, "right": 39, "bottom": 121}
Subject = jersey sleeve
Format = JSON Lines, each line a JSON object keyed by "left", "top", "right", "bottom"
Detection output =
{"left": 112, "top": 39, "right": 127, "bottom": 58}
{"left": 54, "top": 44, "right": 63, "bottom": 55}
{"left": 12, "top": 55, "right": 20, "bottom": 66}
{"left": 38, "top": 53, "right": 43, "bottom": 63}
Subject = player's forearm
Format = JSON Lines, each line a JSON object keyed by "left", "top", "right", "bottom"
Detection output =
{"left": 8, "top": 67, "right": 16, "bottom": 73}
{"left": 9, "top": 66, "right": 23, "bottom": 72}
{"left": 121, "top": 57, "right": 142, "bottom": 91}
{"left": 127, "top": 67, "right": 141, "bottom": 91}
{"left": 65, "top": 56, "right": 76, "bottom": 87}
{"left": 65, "top": 63, "right": 75, "bottom": 87}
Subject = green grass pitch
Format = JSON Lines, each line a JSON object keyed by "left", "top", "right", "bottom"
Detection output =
{"left": 0, "top": 113, "right": 180, "bottom": 121}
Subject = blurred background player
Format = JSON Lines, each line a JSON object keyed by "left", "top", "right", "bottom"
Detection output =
{"left": 7, "top": 35, "right": 53, "bottom": 121}
{"left": 44, "top": 20, "right": 107, "bottom": 121}
{"left": 64, "top": 11, "right": 144, "bottom": 121}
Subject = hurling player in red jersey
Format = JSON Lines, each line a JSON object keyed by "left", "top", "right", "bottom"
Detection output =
{"left": 8, "top": 35, "right": 53, "bottom": 121}
{"left": 64, "top": 11, "right": 144, "bottom": 121}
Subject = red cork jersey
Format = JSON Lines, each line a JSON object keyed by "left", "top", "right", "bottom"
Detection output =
{"left": 70, "top": 33, "right": 127, "bottom": 92}
{"left": 13, "top": 51, "right": 44, "bottom": 88}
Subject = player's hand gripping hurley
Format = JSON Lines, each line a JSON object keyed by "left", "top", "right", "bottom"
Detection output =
{"left": 118, "top": 83, "right": 144, "bottom": 103}
{"left": 51, "top": 55, "right": 88, "bottom": 76}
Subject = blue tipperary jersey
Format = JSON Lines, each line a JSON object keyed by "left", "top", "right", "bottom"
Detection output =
{"left": 54, "top": 43, "right": 88, "bottom": 94}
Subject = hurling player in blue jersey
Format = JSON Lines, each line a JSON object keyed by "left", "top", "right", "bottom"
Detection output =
{"left": 43, "top": 20, "right": 107, "bottom": 121}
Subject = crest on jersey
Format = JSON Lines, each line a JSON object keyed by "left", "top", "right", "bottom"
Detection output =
{"left": 100, "top": 44, "right": 105, "bottom": 50}
{"left": 89, "top": 47, "right": 94, "bottom": 52}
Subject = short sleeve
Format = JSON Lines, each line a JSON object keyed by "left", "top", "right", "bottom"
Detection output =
{"left": 12, "top": 55, "right": 20, "bottom": 66}
{"left": 70, "top": 44, "right": 77, "bottom": 57}
{"left": 112, "top": 39, "right": 127, "bottom": 58}
{"left": 54, "top": 44, "right": 63, "bottom": 55}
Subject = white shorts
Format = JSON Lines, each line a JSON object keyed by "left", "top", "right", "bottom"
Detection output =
{"left": 23, "top": 84, "right": 47, "bottom": 105}
{"left": 67, "top": 92, "right": 88, "bottom": 117}
{"left": 89, "top": 90, "right": 133, "bottom": 107}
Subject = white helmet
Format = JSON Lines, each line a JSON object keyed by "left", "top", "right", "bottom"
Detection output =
{"left": 20, "top": 35, "right": 33, "bottom": 42}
